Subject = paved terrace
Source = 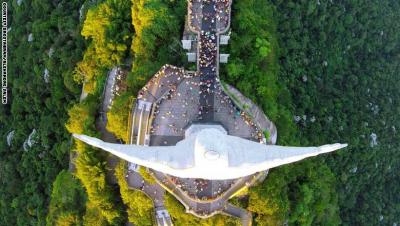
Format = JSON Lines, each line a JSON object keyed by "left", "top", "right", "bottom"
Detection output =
{"left": 138, "top": 65, "right": 187, "bottom": 103}
{"left": 129, "top": 65, "right": 188, "bottom": 145}
{"left": 149, "top": 73, "right": 261, "bottom": 143}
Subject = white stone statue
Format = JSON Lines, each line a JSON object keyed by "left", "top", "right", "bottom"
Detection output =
{"left": 73, "top": 128, "right": 347, "bottom": 180}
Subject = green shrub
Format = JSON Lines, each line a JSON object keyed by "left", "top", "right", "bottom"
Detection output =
{"left": 46, "top": 170, "right": 86, "bottom": 226}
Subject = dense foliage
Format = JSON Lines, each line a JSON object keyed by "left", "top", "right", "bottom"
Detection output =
{"left": 248, "top": 162, "right": 340, "bottom": 226}
{"left": 74, "top": 0, "right": 132, "bottom": 94}
{"left": 128, "top": 0, "right": 187, "bottom": 92}
{"left": 271, "top": 0, "right": 400, "bottom": 225}
{"left": 65, "top": 101, "right": 97, "bottom": 136}
{"left": 221, "top": 0, "right": 298, "bottom": 144}
{"left": 0, "top": 1, "right": 85, "bottom": 225}
{"left": 106, "top": 92, "right": 133, "bottom": 142}
{"left": 61, "top": 0, "right": 134, "bottom": 224}
{"left": 74, "top": 142, "right": 124, "bottom": 225}
{"left": 46, "top": 170, "right": 86, "bottom": 226}
{"left": 65, "top": 93, "right": 125, "bottom": 225}
{"left": 223, "top": 1, "right": 342, "bottom": 225}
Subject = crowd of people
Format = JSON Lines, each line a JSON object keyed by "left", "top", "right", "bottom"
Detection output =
{"left": 147, "top": 73, "right": 262, "bottom": 142}
{"left": 150, "top": 77, "right": 200, "bottom": 136}
{"left": 214, "top": 0, "right": 231, "bottom": 29}
{"left": 188, "top": 0, "right": 231, "bottom": 33}
{"left": 138, "top": 65, "right": 185, "bottom": 101}
{"left": 170, "top": 177, "right": 235, "bottom": 201}
{"left": 138, "top": 75, "right": 263, "bottom": 141}
{"left": 199, "top": 32, "right": 217, "bottom": 69}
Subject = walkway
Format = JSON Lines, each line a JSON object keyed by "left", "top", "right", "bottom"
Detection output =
{"left": 188, "top": 0, "right": 232, "bottom": 121}
{"left": 126, "top": 170, "right": 165, "bottom": 208}
{"left": 224, "top": 204, "right": 252, "bottom": 226}
{"left": 96, "top": 67, "right": 120, "bottom": 185}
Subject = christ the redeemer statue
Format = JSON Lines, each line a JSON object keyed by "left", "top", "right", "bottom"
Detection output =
{"left": 73, "top": 127, "right": 347, "bottom": 180}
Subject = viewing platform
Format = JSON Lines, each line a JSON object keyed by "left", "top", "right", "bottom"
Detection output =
{"left": 127, "top": 0, "right": 275, "bottom": 222}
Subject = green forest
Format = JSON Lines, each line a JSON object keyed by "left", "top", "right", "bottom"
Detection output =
{"left": 1, "top": 0, "right": 85, "bottom": 225}
{"left": 1, "top": 0, "right": 399, "bottom": 226}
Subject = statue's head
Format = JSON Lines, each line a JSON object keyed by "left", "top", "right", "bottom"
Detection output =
{"left": 193, "top": 128, "right": 230, "bottom": 169}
